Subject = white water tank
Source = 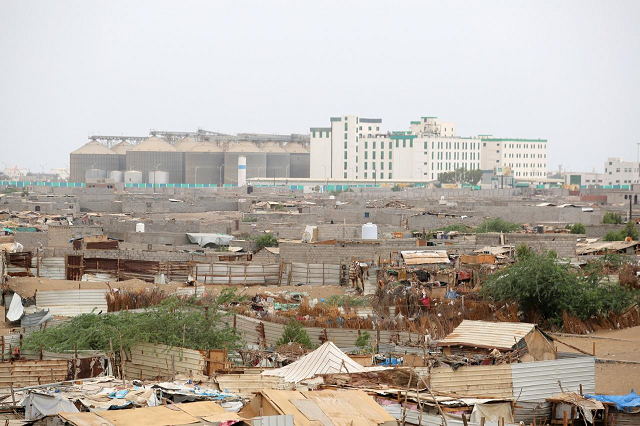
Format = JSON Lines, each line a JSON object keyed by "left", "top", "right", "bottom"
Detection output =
{"left": 238, "top": 156, "right": 247, "bottom": 186}
{"left": 149, "top": 171, "right": 169, "bottom": 185}
{"left": 85, "top": 169, "right": 106, "bottom": 180}
{"left": 109, "top": 170, "right": 124, "bottom": 182}
{"left": 124, "top": 170, "right": 143, "bottom": 183}
{"left": 362, "top": 223, "right": 378, "bottom": 240}
{"left": 136, "top": 223, "right": 145, "bottom": 233}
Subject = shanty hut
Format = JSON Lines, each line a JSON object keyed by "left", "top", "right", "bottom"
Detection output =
{"left": 223, "top": 142, "right": 266, "bottom": 184}
{"left": 283, "top": 143, "right": 310, "bottom": 178}
{"left": 438, "top": 320, "right": 556, "bottom": 361}
{"left": 184, "top": 142, "right": 224, "bottom": 185}
{"left": 261, "top": 142, "right": 290, "bottom": 178}
{"left": 126, "top": 136, "right": 183, "bottom": 184}
{"left": 110, "top": 140, "right": 133, "bottom": 172}
{"left": 69, "top": 141, "right": 120, "bottom": 183}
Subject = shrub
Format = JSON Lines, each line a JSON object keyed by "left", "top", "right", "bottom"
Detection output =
{"left": 602, "top": 222, "right": 639, "bottom": 241}
{"left": 438, "top": 223, "right": 468, "bottom": 233}
{"left": 603, "top": 212, "right": 623, "bottom": 224}
{"left": 570, "top": 223, "right": 586, "bottom": 234}
{"left": 242, "top": 217, "right": 257, "bottom": 222}
{"left": 276, "top": 320, "right": 313, "bottom": 349}
{"left": 355, "top": 331, "right": 372, "bottom": 353}
{"left": 482, "top": 251, "right": 640, "bottom": 327}
{"left": 391, "top": 185, "right": 402, "bottom": 192}
{"left": 254, "top": 233, "right": 278, "bottom": 248}
{"left": 516, "top": 243, "right": 534, "bottom": 260}
{"left": 475, "top": 218, "right": 521, "bottom": 233}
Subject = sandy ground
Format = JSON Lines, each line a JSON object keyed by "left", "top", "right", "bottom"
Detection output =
{"left": 552, "top": 326, "right": 640, "bottom": 394}
{"left": 198, "top": 284, "right": 360, "bottom": 300}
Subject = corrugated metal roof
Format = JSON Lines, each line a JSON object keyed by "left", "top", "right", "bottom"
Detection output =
{"left": 36, "top": 289, "right": 108, "bottom": 316}
{"left": 124, "top": 342, "right": 206, "bottom": 380}
{"left": 510, "top": 356, "right": 595, "bottom": 402}
{"left": 262, "top": 342, "right": 365, "bottom": 382}
{"left": 174, "top": 137, "right": 200, "bottom": 151}
{"left": 129, "top": 136, "right": 178, "bottom": 152}
{"left": 438, "top": 320, "right": 536, "bottom": 350}
{"left": 188, "top": 142, "right": 224, "bottom": 153}
{"left": 70, "top": 141, "right": 116, "bottom": 155}
{"left": 111, "top": 141, "right": 133, "bottom": 154}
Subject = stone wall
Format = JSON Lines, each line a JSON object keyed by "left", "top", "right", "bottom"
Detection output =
{"left": 14, "top": 231, "right": 48, "bottom": 250}
{"left": 279, "top": 239, "right": 420, "bottom": 264}
{"left": 475, "top": 233, "right": 578, "bottom": 258}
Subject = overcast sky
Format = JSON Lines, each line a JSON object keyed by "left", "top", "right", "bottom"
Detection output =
{"left": 1, "top": 0, "right": 639, "bottom": 173}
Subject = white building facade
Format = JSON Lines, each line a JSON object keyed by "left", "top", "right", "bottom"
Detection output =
{"left": 310, "top": 115, "right": 547, "bottom": 182}
{"left": 564, "top": 157, "right": 639, "bottom": 188}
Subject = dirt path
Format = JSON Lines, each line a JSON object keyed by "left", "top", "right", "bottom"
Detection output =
{"left": 551, "top": 326, "right": 640, "bottom": 394}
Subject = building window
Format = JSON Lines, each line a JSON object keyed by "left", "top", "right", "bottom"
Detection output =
{"left": 344, "top": 141, "right": 347, "bottom": 149}
{"left": 380, "top": 162, "right": 384, "bottom": 170}
{"left": 344, "top": 152, "right": 347, "bottom": 159}
{"left": 376, "top": 127, "right": 379, "bottom": 131}
{"left": 344, "top": 122, "right": 348, "bottom": 131}
{"left": 389, "top": 162, "right": 392, "bottom": 170}
{"left": 344, "top": 161, "right": 347, "bottom": 169}
{"left": 373, "top": 141, "right": 376, "bottom": 149}
{"left": 410, "top": 140, "right": 413, "bottom": 148}
{"left": 381, "top": 151, "right": 384, "bottom": 159}
{"left": 344, "top": 172, "right": 347, "bottom": 178}
{"left": 424, "top": 142, "right": 427, "bottom": 149}
{"left": 365, "top": 141, "right": 368, "bottom": 149}
{"left": 381, "top": 141, "right": 385, "bottom": 149}
{"left": 344, "top": 133, "right": 347, "bottom": 140}
{"left": 389, "top": 151, "right": 392, "bottom": 159}
{"left": 388, "top": 173, "right": 392, "bottom": 179}
{"left": 368, "top": 126, "right": 372, "bottom": 131}
{"left": 403, "top": 140, "right": 406, "bottom": 148}
{"left": 396, "top": 141, "right": 399, "bottom": 148}
{"left": 372, "top": 152, "right": 376, "bottom": 159}
{"left": 364, "top": 172, "right": 367, "bottom": 178}
{"left": 364, "top": 163, "right": 368, "bottom": 170}
{"left": 365, "top": 152, "right": 368, "bottom": 160}
{"left": 312, "top": 131, "right": 316, "bottom": 138}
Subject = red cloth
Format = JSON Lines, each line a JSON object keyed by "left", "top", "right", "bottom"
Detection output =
{"left": 458, "top": 270, "right": 472, "bottom": 280}
{"left": 420, "top": 297, "right": 431, "bottom": 308}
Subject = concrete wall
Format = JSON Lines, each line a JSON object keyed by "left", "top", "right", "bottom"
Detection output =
{"left": 476, "top": 233, "right": 578, "bottom": 258}
{"left": 14, "top": 231, "right": 48, "bottom": 250}
{"left": 279, "top": 239, "right": 419, "bottom": 264}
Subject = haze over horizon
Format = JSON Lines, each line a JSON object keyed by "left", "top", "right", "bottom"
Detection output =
{"left": 1, "top": 0, "right": 639, "bottom": 173}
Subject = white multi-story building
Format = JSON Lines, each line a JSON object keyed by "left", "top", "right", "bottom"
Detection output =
{"left": 310, "top": 115, "right": 547, "bottom": 182}
{"left": 564, "top": 158, "right": 639, "bottom": 188}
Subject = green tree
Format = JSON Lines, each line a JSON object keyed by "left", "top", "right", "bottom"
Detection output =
{"left": 623, "top": 221, "right": 639, "bottom": 240}
{"left": 391, "top": 184, "right": 402, "bottom": 192}
{"left": 475, "top": 218, "right": 521, "bottom": 233}
{"left": 276, "top": 320, "right": 313, "bottom": 349}
{"left": 515, "top": 243, "right": 534, "bottom": 260}
{"left": 603, "top": 231, "right": 624, "bottom": 241}
{"left": 254, "top": 233, "right": 278, "bottom": 248}
{"left": 482, "top": 251, "right": 640, "bottom": 327}
{"left": 438, "top": 168, "right": 483, "bottom": 185}
{"left": 355, "top": 331, "right": 372, "bottom": 353}
{"left": 603, "top": 212, "right": 623, "bottom": 224}
{"left": 570, "top": 223, "right": 586, "bottom": 234}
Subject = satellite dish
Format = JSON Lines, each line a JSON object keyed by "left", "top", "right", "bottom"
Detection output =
{"left": 301, "top": 231, "right": 312, "bottom": 243}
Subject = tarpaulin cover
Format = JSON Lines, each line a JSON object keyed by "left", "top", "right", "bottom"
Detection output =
{"left": 470, "top": 402, "right": 514, "bottom": 423}
{"left": 586, "top": 390, "right": 640, "bottom": 412}
{"left": 186, "top": 233, "right": 234, "bottom": 247}
{"left": 7, "top": 292, "right": 24, "bottom": 321}
{"left": 22, "top": 393, "right": 80, "bottom": 420}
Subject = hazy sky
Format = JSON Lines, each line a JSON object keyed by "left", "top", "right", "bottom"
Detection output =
{"left": 1, "top": 1, "right": 639, "bottom": 173}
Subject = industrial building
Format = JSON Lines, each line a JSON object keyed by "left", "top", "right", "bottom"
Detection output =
{"left": 310, "top": 115, "right": 548, "bottom": 182}
{"left": 69, "top": 129, "right": 310, "bottom": 184}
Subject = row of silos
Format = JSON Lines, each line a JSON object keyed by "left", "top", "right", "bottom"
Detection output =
{"left": 70, "top": 137, "right": 310, "bottom": 184}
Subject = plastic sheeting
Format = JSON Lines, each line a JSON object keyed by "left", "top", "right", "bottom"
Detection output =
{"left": 22, "top": 393, "right": 80, "bottom": 420}
{"left": 586, "top": 390, "right": 640, "bottom": 412}
{"left": 7, "top": 292, "right": 24, "bottom": 321}
{"left": 186, "top": 233, "right": 234, "bottom": 247}
{"left": 470, "top": 402, "right": 514, "bottom": 423}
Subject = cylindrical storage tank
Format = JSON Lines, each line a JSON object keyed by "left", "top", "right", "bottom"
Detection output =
{"left": 224, "top": 142, "right": 266, "bottom": 184}
{"left": 124, "top": 170, "right": 143, "bottom": 183}
{"left": 362, "top": 223, "right": 378, "bottom": 240}
{"left": 85, "top": 169, "right": 106, "bottom": 180}
{"left": 238, "top": 156, "right": 247, "bottom": 187}
{"left": 136, "top": 223, "right": 145, "bottom": 233}
{"left": 109, "top": 170, "right": 124, "bottom": 182}
{"left": 126, "top": 136, "right": 184, "bottom": 184}
{"left": 69, "top": 140, "right": 119, "bottom": 183}
{"left": 149, "top": 171, "right": 169, "bottom": 185}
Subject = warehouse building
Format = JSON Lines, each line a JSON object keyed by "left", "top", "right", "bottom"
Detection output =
{"left": 69, "top": 140, "right": 121, "bottom": 183}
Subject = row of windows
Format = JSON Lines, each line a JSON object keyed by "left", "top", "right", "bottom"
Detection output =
{"left": 605, "top": 168, "right": 639, "bottom": 173}
{"left": 433, "top": 162, "right": 480, "bottom": 171}
{"left": 506, "top": 163, "right": 547, "bottom": 169}
{"left": 504, "top": 143, "right": 545, "bottom": 150}
{"left": 433, "top": 151, "right": 478, "bottom": 161}
{"left": 312, "top": 131, "right": 330, "bottom": 138}
{"left": 435, "top": 141, "right": 478, "bottom": 150}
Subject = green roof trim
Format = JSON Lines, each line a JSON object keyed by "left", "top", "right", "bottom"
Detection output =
{"left": 360, "top": 118, "right": 382, "bottom": 123}
{"left": 484, "top": 138, "right": 547, "bottom": 142}
{"left": 390, "top": 134, "right": 418, "bottom": 140}
{"left": 421, "top": 116, "right": 437, "bottom": 119}
{"left": 410, "top": 121, "right": 421, "bottom": 125}
{"left": 330, "top": 117, "right": 341, "bottom": 122}
{"left": 310, "top": 127, "right": 331, "bottom": 132}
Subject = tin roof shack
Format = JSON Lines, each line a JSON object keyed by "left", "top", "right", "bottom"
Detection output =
{"left": 576, "top": 240, "right": 640, "bottom": 256}
{"left": 239, "top": 389, "right": 396, "bottom": 426}
{"left": 546, "top": 392, "right": 607, "bottom": 425}
{"left": 438, "top": 320, "right": 556, "bottom": 362}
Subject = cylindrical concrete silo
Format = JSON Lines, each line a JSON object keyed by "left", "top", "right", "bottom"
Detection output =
{"left": 283, "top": 143, "right": 310, "bottom": 178}
{"left": 111, "top": 141, "right": 133, "bottom": 172}
{"left": 223, "top": 142, "right": 266, "bottom": 185}
{"left": 70, "top": 140, "right": 120, "bottom": 183}
{"left": 149, "top": 171, "right": 170, "bottom": 185}
{"left": 184, "top": 142, "right": 224, "bottom": 185}
{"left": 109, "top": 170, "right": 124, "bottom": 182}
{"left": 85, "top": 169, "right": 107, "bottom": 181}
{"left": 126, "top": 136, "right": 184, "bottom": 184}
{"left": 262, "top": 142, "right": 290, "bottom": 178}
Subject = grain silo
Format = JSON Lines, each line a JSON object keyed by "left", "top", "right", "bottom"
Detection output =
{"left": 174, "top": 137, "right": 200, "bottom": 152}
{"left": 262, "top": 142, "right": 290, "bottom": 178}
{"left": 184, "top": 142, "right": 224, "bottom": 185}
{"left": 126, "top": 136, "right": 184, "bottom": 184}
{"left": 223, "top": 142, "right": 266, "bottom": 184}
{"left": 283, "top": 143, "right": 310, "bottom": 178}
{"left": 70, "top": 140, "right": 120, "bottom": 183}
{"left": 111, "top": 141, "right": 133, "bottom": 171}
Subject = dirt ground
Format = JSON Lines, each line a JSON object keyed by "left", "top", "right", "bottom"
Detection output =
{"left": 200, "top": 284, "right": 359, "bottom": 300}
{"left": 552, "top": 326, "right": 640, "bottom": 394}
